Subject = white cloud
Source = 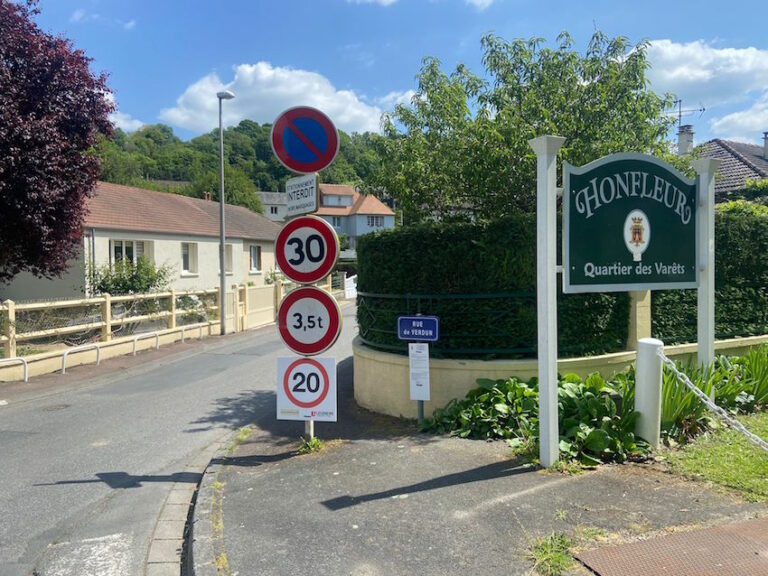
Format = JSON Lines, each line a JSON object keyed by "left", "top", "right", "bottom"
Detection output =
{"left": 160, "top": 62, "right": 389, "bottom": 134}
{"left": 647, "top": 39, "right": 768, "bottom": 107}
{"left": 122, "top": 19, "right": 136, "bottom": 31}
{"left": 105, "top": 93, "right": 144, "bottom": 132}
{"left": 110, "top": 111, "right": 144, "bottom": 132}
{"left": 710, "top": 92, "right": 768, "bottom": 141}
{"left": 376, "top": 89, "right": 416, "bottom": 110}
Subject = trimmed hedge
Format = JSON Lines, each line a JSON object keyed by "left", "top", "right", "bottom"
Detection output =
{"left": 357, "top": 215, "right": 628, "bottom": 358}
{"left": 652, "top": 201, "right": 768, "bottom": 343}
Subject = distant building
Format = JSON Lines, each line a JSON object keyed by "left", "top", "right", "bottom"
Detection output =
{"left": 1, "top": 182, "right": 282, "bottom": 302}
{"left": 681, "top": 125, "right": 768, "bottom": 200}
{"left": 257, "top": 191, "right": 288, "bottom": 222}
{"left": 698, "top": 133, "right": 768, "bottom": 200}
{"left": 315, "top": 183, "right": 395, "bottom": 248}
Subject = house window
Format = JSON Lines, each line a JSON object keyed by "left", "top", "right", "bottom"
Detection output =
{"left": 332, "top": 216, "right": 342, "bottom": 228}
{"left": 250, "top": 245, "right": 262, "bottom": 272}
{"left": 181, "top": 242, "right": 198, "bottom": 274}
{"left": 270, "top": 206, "right": 278, "bottom": 215}
{"left": 110, "top": 240, "right": 147, "bottom": 265}
{"left": 367, "top": 216, "right": 383, "bottom": 227}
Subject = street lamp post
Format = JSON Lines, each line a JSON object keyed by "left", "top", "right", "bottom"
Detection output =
{"left": 217, "top": 90, "right": 235, "bottom": 335}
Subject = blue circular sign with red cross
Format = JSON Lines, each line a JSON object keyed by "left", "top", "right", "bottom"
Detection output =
{"left": 270, "top": 106, "right": 339, "bottom": 174}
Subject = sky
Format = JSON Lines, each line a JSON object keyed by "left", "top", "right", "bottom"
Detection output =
{"left": 33, "top": 0, "right": 768, "bottom": 146}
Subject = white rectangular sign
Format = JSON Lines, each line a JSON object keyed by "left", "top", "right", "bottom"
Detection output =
{"left": 277, "top": 356, "right": 337, "bottom": 421}
{"left": 408, "top": 343, "right": 430, "bottom": 401}
{"left": 285, "top": 174, "right": 318, "bottom": 218}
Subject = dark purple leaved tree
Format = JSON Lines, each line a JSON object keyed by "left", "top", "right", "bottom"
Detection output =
{"left": 0, "top": 0, "right": 113, "bottom": 283}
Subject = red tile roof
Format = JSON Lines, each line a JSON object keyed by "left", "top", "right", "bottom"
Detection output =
{"left": 315, "top": 183, "right": 394, "bottom": 217}
{"left": 84, "top": 182, "right": 282, "bottom": 241}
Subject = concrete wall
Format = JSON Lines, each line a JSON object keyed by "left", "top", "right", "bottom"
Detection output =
{"left": 353, "top": 334, "right": 768, "bottom": 419}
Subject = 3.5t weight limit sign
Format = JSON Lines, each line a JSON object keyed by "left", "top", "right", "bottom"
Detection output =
{"left": 278, "top": 287, "right": 342, "bottom": 356}
{"left": 277, "top": 356, "right": 337, "bottom": 421}
{"left": 275, "top": 216, "right": 339, "bottom": 284}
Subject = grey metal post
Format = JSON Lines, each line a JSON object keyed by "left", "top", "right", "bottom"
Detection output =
{"left": 216, "top": 91, "right": 234, "bottom": 334}
{"left": 218, "top": 97, "right": 226, "bottom": 335}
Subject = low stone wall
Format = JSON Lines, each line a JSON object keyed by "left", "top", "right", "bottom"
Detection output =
{"left": 353, "top": 334, "right": 768, "bottom": 419}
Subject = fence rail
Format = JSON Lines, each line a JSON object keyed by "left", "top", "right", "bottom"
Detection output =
{"left": 1, "top": 274, "right": 348, "bottom": 365}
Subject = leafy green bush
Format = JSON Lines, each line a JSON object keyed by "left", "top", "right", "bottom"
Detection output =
{"left": 90, "top": 255, "right": 172, "bottom": 295}
{"left": 421, "top": 372, "right": 647, "bottom": 465}
{"left": 357, "top": 215, "right": 629, "bottom": 358}
{"left": 653, "top": 201, "right": 768, "bottom": 343}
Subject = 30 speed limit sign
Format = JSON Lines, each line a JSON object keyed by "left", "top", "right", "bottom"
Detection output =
{"left": 275, "top": 215, "right": 339, "bottom": 284}
{"left": 277, "top": 356, "right": 337, "bottom": 421}
{"left": 278, "top": 286, "right": 342, "bottom": 356}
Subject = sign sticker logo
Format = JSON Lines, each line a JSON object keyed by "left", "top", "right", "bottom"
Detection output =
{"left": 623, "top": 209, "right": 650, "bottom": 262}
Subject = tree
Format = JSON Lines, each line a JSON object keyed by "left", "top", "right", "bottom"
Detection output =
{"left": 364, "top": 31, "right": 679, "bottom": 222}
{"left": 0, "top": 0, "right": 113, "bottom": 283}
{"left": 188, "top": 165, "right": 264, "bottom": 213}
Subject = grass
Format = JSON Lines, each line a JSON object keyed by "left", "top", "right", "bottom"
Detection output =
{"left": 297, "top": 435, "right": 325, "bottom": 455}
{"left": 226, "top": 426, "right": 253, "bottom": 455}
{"left": 666, "top": 411, "right": 768, "bottom": 502}
{"left": 525, "top": 533, "right": 574, "bottom": 576}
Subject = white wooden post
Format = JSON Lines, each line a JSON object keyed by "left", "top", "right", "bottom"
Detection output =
{"left": 635, "top": 337, "right": 664, "bottom": 449}
{"left": 101, "top": 294, "right": 112, "bottom": 343}
{"left": 529, "top": 135, "right": 566, "bottom": 467}
{"left": 168, "top": 289, "right": 176, "bottom": 330}
{"left": 692, "top": 158, "right": 720, "bottom": 370}
{"left": 4, "top": 300, "right": 16, "bottom": 359}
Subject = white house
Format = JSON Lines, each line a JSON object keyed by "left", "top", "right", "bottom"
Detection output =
{"left": 0, "top": 182, "right": 282, "bottom": 302}
{"left": 257, "top": 191, "right": 288, "bottom": 222}
{"left": 315, "top": 183, "right": 395, "bottom": 248}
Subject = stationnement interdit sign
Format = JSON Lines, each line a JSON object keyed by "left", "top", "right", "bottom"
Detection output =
{"left": 563, "top": 153, "right": 699, "bottom": 293}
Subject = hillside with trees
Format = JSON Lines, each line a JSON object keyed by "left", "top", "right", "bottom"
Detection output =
{"left": 96, "top": 121, "right": 383, "bottom": 213}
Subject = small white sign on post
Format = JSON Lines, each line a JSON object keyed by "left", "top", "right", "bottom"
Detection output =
{"left": 285, "top": 173, "right": 318, "bottom": 218}
{"left": 277, "top": 356, "right": 337, "bottom": 422}
{"left": 408, "top": 343, "right": 430, "bottom": 401}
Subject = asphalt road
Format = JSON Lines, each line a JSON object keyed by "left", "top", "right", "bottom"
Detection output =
{"left": 0, "top": 303, "right": 356, "bottom": 576}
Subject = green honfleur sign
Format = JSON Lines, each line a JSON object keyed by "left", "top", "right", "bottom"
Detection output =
{"left": 564, "top": 153, "right": 699, "bottom": 293}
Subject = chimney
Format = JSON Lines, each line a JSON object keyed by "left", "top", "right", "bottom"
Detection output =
{"left": 763, "top": 131, "right": 768, "bottom": 160}
{"left": 203, "top": 191, "right": 211, "bottom": 201}
{"left": 678, "top": 124, "right": 694, "bottom": 156}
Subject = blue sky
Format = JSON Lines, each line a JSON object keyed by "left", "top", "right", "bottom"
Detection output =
{"left": 35, "top": 0, "right": 768, "bottom": 145}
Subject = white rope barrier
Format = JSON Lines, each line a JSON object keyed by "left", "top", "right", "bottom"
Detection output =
{"left": 658, "top": 350, "right": 768, "bottom": 454}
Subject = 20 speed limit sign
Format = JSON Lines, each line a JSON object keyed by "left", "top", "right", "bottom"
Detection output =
{"left": 277, "top": 356, "right": 337, "bottom": 421}
{"left": 278, "top": 286, "right": 342, "bottom": 356}
{"left": 275, "top": 215, "right": 339, "bottom": 284}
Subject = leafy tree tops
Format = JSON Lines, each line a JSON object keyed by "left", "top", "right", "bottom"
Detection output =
{"left": 96, "top": 119, "right": 383, "bottom": 214}
{"left": 363, "top": 31, "right": 683, "bottom": 222}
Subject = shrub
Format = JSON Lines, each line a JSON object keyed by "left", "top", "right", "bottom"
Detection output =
{"left": 653, "top": 201, "right": 768, "bottom": 343}
{"left": 357, "top": 215, "right": 629, "bottom": 358}
{"left": 89, "top": 255, "right": 172, "bottom": 295}
{"left": 421, "top": 372, "right": 647, "bottom": 465}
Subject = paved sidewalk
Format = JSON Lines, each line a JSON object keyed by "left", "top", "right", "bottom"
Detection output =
{"left": 191, "top": 357, "right": 767, "bottom": 576}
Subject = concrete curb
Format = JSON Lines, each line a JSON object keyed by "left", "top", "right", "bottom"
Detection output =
{"left": 144, "top": 441, "right": 226, "bottom": 576}
{"left": 188, "top": 441, "right": 230, "bottom": 576}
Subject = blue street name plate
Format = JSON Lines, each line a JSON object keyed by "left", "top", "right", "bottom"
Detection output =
{"left": 397, "top": 316, "right": 439, "bottom": 342}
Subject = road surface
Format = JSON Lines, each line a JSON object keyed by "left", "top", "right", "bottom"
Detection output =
{"left": 0, "top": 304, "right": 356, "bottom": 576}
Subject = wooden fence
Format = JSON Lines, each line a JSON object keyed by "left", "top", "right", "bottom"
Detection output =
{"left": 0, "top": 274, "right": 342, "bottom": 380}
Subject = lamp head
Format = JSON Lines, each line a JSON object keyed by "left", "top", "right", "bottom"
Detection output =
{"left": 217, "top": 90, "right": 235, "bottom": 100}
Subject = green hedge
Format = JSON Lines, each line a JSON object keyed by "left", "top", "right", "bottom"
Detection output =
{"left": 652, "top": 201, "right": 768, "bottom": 343}
{"left": 357, "top": 215, "right": 628, "bottom": 359}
